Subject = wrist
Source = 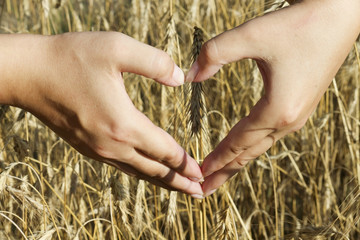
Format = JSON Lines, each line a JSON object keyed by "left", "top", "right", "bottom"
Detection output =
{"left": 0, "top": 34, "right": 51, "bottom": 109}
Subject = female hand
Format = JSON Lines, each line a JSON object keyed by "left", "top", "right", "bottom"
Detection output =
{"left": 0, "top": 32, "right": 204, "bottom": 197}
{"left": 186, "top": 0, "right": 360, "bottom": 196}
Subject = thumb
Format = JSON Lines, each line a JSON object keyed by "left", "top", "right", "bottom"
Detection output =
{"left": 116, "top": 33, "right": 184, "bottom": 87}
{"left": 186, "top": 22, "right": 258, "bottom": 83}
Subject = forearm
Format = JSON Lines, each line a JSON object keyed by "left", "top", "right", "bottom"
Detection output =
{"left": 0, "top": 34, "right": 49, "bottom": 108}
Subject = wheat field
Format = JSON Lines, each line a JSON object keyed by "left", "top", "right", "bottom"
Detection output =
{"left": 0, "top": 0, "right": 359, "bottom": 239}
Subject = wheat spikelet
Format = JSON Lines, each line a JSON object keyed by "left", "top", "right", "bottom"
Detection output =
{"left": 6, "top": 185, "right": 44, "bottom": 218}
{"left": 36, "top": 227, "right": 56, "bottom": 240}
{"left": 134, "top": 180, "right": 145, "bottom": 235}
{"left": 61, "top": 165, "right": 72, "bottom": 202}
{"left": 108, "top": 174, "right": 134, "bottom": 238}
{"left": 0, "top": 167, "right": 10, "bottom": 195}
{"left": 109, "top": 174, "right": 127, "bottom": 202}
{"left": 70, "top": 6, "right": 83, "bottom": 32}
{"left": 284, "top": 225, "right": 339, "bottom": 240}
{"left": 69, "top": 162, "right": 79, "bottom": 196}
{"left": 212, "top": 207, "right": 236, "bottom": 240}
{"left": 189, "top": 0, "right": 200, "bottom": 23}
{"left": 1, "top": 1, "right": 359, "bottom": 239}
{"left": 55, "top": 0, "right": 62, "bottom": 9}
{"left": 41, "top": 0, "right": 50, "bottom": 19}
{"left": 163, "top": 13, "right": 177, "bottom": 58}
{"left": 140, "top": 1, "right": 150, "bottom": 42}
{"left": 12, "top": 135, "right": 30, "bottom": 160}
{"left": 188, "top": 26, "right": 206, "bottom": 137}
{"left": 191, "top": 26, "right": 204, "bottom": 65}
{"left": 116, "top": 173, "right": 135, "bottom": 238}
{"left": 164, "top": 191, "right": 177, "bottom": 238}
{"left": 79, "top": 198, "right": 87, "bottom": 223}
{"left": 23, "top": 0, "right": 31, "bottom": 16}
{"left": 160, "top": 13, "right": 177, "bottom": 130}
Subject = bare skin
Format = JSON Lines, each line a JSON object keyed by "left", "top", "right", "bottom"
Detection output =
{"left": 186, "top": 0, "right": 360, "bottom": 196}
{"left": 0, "top": 32, "right": 204, "bottom": 198}
{"left": 1, "top": 0, "right": 359, "bottom": 199}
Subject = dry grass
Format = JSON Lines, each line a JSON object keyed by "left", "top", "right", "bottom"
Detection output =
{"left": 1, "top": 0, "right": 359, "bottom": 239}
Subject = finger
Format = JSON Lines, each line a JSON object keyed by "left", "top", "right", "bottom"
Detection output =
{"left": 201, "top": 97, "right": 278, "bottom": 178}
{"left": 99, "top": 76, "right": 203, "bottom": 182}
{"left": 201, "top": 135, "right": 275, "bottom": 195}
{"left": 186, "top": 21, "right": 259, "bottom": 83}
{"left": 102, "top": 147, "right": 203, "bottom": 197}
{"left": 201, "top": 92, "right": 302, "bottom": 178}
{"left": 131, "top": 111, "right": 203, "bottom": 182}
{"left": 101, "top": 158, "right": 179, "bottom": 192}
{"left": 114, "top": 33, "right": 184, "bottom": 86}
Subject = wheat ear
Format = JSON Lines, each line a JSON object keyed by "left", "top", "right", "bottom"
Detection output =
{"left": 188, "top": 26, "right": 205, "bottom": 137}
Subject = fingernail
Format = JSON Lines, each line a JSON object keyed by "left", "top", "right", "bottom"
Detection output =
{"left": 172, "top": 65, "right": 185, "bottom": 85}
{"left": 191, "top": 194, "right": 204, "bottom": 199}
{"left": 189, "top": 177, "right": 205, "bottom": 183}
{"left": 205, "top": 189, "right": 217, "bottom": 197}
{"left": 186, "top": 61, "right": 199, "bottom": 82}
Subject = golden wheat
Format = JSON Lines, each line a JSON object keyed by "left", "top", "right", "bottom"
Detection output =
{"left": 0, "top": 0, "right": 359, "bottom": 239}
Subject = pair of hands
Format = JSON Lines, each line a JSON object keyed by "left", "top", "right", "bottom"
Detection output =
{"left": 4, "top": 0, "right": 359, "bottom": 198}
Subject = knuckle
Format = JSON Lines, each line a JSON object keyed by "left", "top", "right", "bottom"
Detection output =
{"left": 91, "top": 123, "right": 135, "bottom": 159}
{"left": 152, "top": 168, "right": 171, "bottom": 180}
{"left": 164, "top": 151, "right": 182, "bottom": 167}
{"left": 107, "top": 120, "right": 135, "bottom": 144}
{"left": 92, "top": 144, "right": 111, "bottom": 159}
{"left": 151, "top": 51, "right": 174, "bottom": 81}
{"left": 277, "top": 113, "right": 297, "bottom": 128}
{"left": 229, "top": 144, "right": 245, "bottom": 156}
{"left": 275, "top": 105, "right": 301, "bottom": 128}
{"left": 242, "top": 20, "right": 264, "bottom": 43}
{"left": 154, "top": 128, "right": 185, "bottom": 169}
{"left": 235, "top": 158, "right": 248, "bottom": 168}
{"left": 201, "top": 40, "right": 220, "bottom": 64}
{"left": 274, "top": 106, "right": 306, "bottom": 133}
{"left": 103, "top": 32, "right": 124, "bottom": 55}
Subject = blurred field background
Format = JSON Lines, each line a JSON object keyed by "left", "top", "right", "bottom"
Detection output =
{"left": 0, "top": 0, "right": 359, "bottom": 239}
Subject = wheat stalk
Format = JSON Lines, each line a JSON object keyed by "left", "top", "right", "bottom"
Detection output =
{"left": 1, "top": 1, "right": 359, "bottom": 239}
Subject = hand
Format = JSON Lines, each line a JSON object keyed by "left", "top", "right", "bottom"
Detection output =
{"left": 0, "top": 32, "right": 203, "bottom": 197}
{"left": 186, "top": 0, "right": 360, "bottom": 196}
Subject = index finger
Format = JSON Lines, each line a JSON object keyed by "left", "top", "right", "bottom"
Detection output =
{"left": 131, "top": 111, "right": 204, "bottom": 182}
{"left": 201, "top": 97, "right": 277, "bottom": 178}
{"left": 186, "top": 21, "right": 259, "bottom": 83}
